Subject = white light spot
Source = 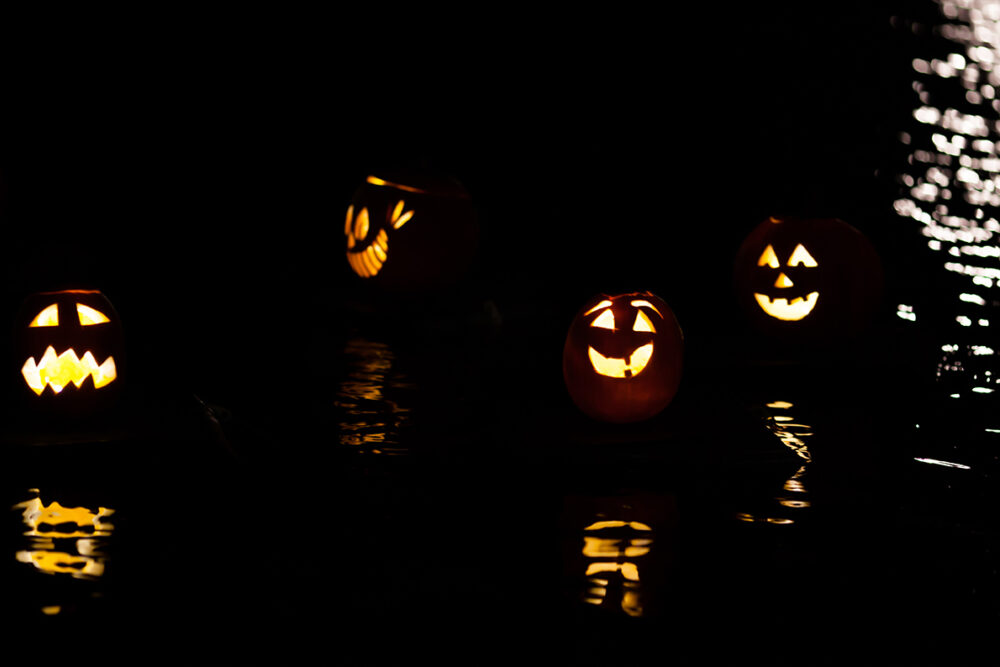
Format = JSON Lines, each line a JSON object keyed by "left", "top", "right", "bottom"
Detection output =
{"left": 914, "top": 457, "right": 971, "bottom": 469}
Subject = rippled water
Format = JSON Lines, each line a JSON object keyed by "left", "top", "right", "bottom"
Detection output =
{"left": 334, "top": 337, "right": 414, "bottom": 456}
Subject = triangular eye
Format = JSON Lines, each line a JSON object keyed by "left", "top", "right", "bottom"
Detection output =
{"left": 590, "top": 309, "right": 615, "bottom": 330}
{"left": 29, "top": 304, "right": 59, "bottom": 327}
{"left": 77, "top": 304, "right": 110, "bottom": 326}
{"left": 633, "top": 310, "right": 656, "bottom": 333}
{"left": 758, "top": 245, "right": 780, "bottom": 268}
{"left": 788, "top": 244, "right": 818, "bottom": 267}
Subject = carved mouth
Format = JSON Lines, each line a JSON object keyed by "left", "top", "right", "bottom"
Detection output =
{"left": 588, "top": 343, "right": 654, "bottom": 378}
{"left": 21, "top": 346, "right": 117, "bottom": 395}
{"left": 347, "top": 228, "right": 389, "bottom": 278}
{"left": 753, "top": 292, "right": 820, "bottom": 321}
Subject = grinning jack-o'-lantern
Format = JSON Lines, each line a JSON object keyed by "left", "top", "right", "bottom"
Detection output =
{"left": 563, "top": 292, "right": 683, "bottom": 423}
{"left": 14, "top": 289, "right": 125, "bottom": 413}
{"left": 344, "top": 171, "right": 478, "bottom": 292}
{"left": 733, "top": 216, "right": 882, "bottom": 341}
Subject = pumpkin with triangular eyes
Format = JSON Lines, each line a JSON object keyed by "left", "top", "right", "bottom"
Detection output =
{"left": 14, "top": 289, "right": 125, "bottom": 414}
{"left": 733, "top": 216, "right": 882, "bottom": 341}
{"left": 563, "top": 292, "right": 683, "bottom": 423}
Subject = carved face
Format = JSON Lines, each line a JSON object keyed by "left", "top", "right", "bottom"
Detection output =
{"left": 733, "top": 217, "right": 883, "bottom": 341}
{"left": 583, "top": 298, "right": 661, "bottom": 378}
{"left": 753, "top": 242, "right": 820, "bottom": 321}
{"left": 344, "top": 196, "right": 414, "bottom": 279}
{"left": 563, "top": 292, "right": 683, "bottom": 423}
{"left": 343, "top": 172, "right": 478, "bottom": 292}
{"left": 16, "top": 290, "right": 124, "bottom": 404}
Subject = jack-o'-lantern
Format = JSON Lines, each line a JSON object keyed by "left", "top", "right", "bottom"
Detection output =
{"left": 344, "top": 170, "right": 478, "bottom": 292}
{"left": 14, "top": 289, "right": 125, "bottom": 413}
{"left": 733, "top": 216, "right": 882, "bottom": 341}
{"left": 563, "top": 292, "right": 683, "bottom": 423}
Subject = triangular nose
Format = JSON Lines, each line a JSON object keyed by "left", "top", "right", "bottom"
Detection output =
{"left": 774, "top": 272, "right": 794, "bottom": 288}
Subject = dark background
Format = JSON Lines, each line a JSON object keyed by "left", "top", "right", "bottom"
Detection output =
{"left": 3, "top": 3, "right": 992, "bottom": 664}
{"left": 0, "top": 2, "right": 918, "bottom": 388}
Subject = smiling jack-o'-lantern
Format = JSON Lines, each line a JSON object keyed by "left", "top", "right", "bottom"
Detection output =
{"left": 733, "top": 216, "right": 882, "bottom": 341}
{"left": 344, "top": 171, "right": 478, "bottom": 292}
{"left": 563, "top": 292, "right": 683, "bottom": 423}
{"left": 14, "top": 289, "right": 125, "bottom": 413}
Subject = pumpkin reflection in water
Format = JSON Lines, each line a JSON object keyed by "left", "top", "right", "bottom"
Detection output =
{"left": 736, "top": 400, "right": 813, "bottom": 526}
{"left": 563, "top": 292, "right": 683, "bottom": 423}
{"left": 334, "top": 338, "right": 412, "bottom": 455}
{"left": 344, "top": 172, "right": 478, "bottom": 292}
{"left": 15, "top": 289, "right": 124, "bottom": 413}
{"left": 733, "top": 216, "right": 882, "bottom": 340}
{"left": 564, "top": 494, "right": 676, "bottom": 618}
{"left": 13, "top": 491, "right": 115, "bottom": 581}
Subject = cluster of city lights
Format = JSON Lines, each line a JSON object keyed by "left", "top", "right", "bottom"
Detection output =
{"left": 895, "top": 0, "right": 1000, "bottom": 398}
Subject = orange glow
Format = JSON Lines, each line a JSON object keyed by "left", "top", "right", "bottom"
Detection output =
{"left": 366, "top": 175, "right": 431, "bottom": 194}
{"left": 758, "top": 245, "right": 780, "bottom": 268}
{"left": 632, "top": 310, "right": 656, "bottom": 333}
{"left": 584, "top": 300, "right": 613, "bottom": 316}
{"left": 753, "top": 292, "right": 820, "bottom": 321}
{"left": 588, "top": 343, "right": 653, "bottom": 378}
{"left": 788, "top": 243, "right": 818, "bottom": 267}
{"left": 590, "top": 309, "right": 615, "bottom": 330}
{"left": 22, "top": 347, "right": 117, "bottom": 395}
{"left": 76, "top": 304, "right": 110, "bottom": 326}
{"left": 345, "top": 195, "right": 407, "bottom": 278}
{"left": 29, "top": 304, "right": 59, "bottom": 327}
{"left": 629, "top": 299, "right": 663, "bottom": 317}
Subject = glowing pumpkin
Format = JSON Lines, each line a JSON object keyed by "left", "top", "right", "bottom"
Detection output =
{"left": 733, "top": 216, "right": 882, "bottom": 340}
{"left": 344, "top": 170, "right": 478, "bottom": 292}
{"left": 15, "top": 289, "right": 124, "bottom": 412}
{"left": 563, "top": 292, "right": 683, "bottom": 423}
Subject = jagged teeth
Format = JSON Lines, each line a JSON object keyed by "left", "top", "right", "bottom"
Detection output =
{"left": 21, "top": 346, "right": 117, "bottom": 395}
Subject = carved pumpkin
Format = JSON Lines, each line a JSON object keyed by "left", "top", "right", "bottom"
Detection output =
{"left": 733, "top": 216, "right": 882, "bottom": 341}
{"left": 563, "top": 292, "right": 683, "bottom": 423}
{"left": 344, "top": 171, "right": 478, "bottom": 292}
{"left": 14, "top": 289, "right": 125, "bottom": 413}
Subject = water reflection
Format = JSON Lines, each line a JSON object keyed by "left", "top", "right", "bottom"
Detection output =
{"left": 334, "top": 337, "right": 413, "bottom": 455}
{"left": 13, "top": 489, "right": 115, "bottom": 586}
{"left": 737, "top": 400, "right": 812, "bottom": 525}
{"left": 565, "top": 494, "right": 674, "bottom": 618}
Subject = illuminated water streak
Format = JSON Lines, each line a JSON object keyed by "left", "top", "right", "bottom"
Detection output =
{"left": 737, "top": 400, "right": 813, "bottom": 526}
{"left": 563, "top": 494, "right": 675, "bottom": 619}
{"left": 12, "top": 490, "right": 116, "bottom": 589}
{"left": 894, "top": 0, "right": 1000, "bottom": 395}
{"left": 334, "top": 338, "right": 413, "bottom": 455}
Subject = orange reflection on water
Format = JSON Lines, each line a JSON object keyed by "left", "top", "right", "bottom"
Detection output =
{"left": 334, "top": 338, "right": 412, "bottom": 455}
{"left": 581, "top": 520, "right": 650, "bottom": 617}
{"left": 738, "top": 400, "right": 814, "bottom": 526}
{"left": 566, "top": 494, "right": 675, "bottom": 619}
{"left": 13, "top": 491, "right": 115, "bottom": 581}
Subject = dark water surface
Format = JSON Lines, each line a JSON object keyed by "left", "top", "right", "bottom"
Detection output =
{"left": 0, "top": 300, "right": 996, "bottom": 666}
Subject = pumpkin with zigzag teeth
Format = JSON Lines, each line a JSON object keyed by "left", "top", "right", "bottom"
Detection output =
{"left": 14, "top": 289, "right": 125, "bottom": 415}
